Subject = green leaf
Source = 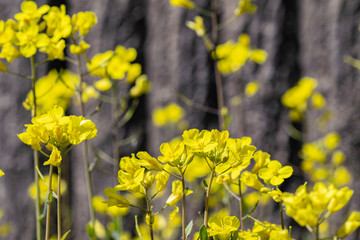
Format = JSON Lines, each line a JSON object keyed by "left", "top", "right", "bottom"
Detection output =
{"left": 61, "top": 230, "right": 71, "bottom": 240}
{"left": 203, "top": 180, "right": 208, "bottom": 188}
{"left": 185, "top": 220, "right": 193, "bottom": 239}
{"left": 199, "top": 225, "right": 208, "bottom": 240}
{"left": 86, "top": 223, "right": 96, "bottom": 240}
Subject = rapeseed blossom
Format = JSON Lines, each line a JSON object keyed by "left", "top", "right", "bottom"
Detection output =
{"left": 258, "top": 160, "right": 293, "bottom": 186}
{"left": 213, "top": 34, "right": 267, "bottom": 74}
{"left": 207, "top": 216, "right": 240, "bottom": 239}
{"left": 18, "top": 105, "right": 97, "bottom": 166}
{"left": 169, "top": 0, "right": 195, "bottom": 9}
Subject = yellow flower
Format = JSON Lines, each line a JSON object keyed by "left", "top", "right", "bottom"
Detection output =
{"left": 166, "top": 180, "right": 183, "bottom": 206}
{"left": 234, "top": 0, "right": 257, "bottom": 16}
{"left": 301, "top": 143, "right": 326, "bottom": 163}
{"left": 311, "top": 92, "right": 326, "bottom": 109}
{"left": 87, "top": 50, "right": 114, "bottom": 78}
{"left": 245, "top": 81, "right": 260, "bottom": 97}
{"left": 67, "top": 115, "right": 97, "bottom": 145}
{"left": 327, "top": 186, "right": 353, "bottom": 213}
{"left": 0, "top": 170, "right": 4, "bottom": 178}
{"left": 331, "top": 150, "right": 345, "bottom": 165}
{"left": 333, "top": 166, "right": 352, "bottom": 187}
{"left": 116, "top": 168, "right": 145, "bottom": 193}
{"left": 136, "top": 151, "right": 163, "bottom": 171}
{"left": 14, "top": 1, "right": 50, "bottom": 29}
{"left": 129, "top": 75, "right": 151, "bottom": 97}
{"left": 16, "top": 23, "right": 49, "bottom": 57}
{"left": 72, "top": 11, "right": 97, "bottom": 36}
{"left": 155, "top": 170, "right": 170, "bottom": 192}
{"left": 70, "top": 40, "right": 90, "bottom": 55}
{"left": 43, "top": 5, "right": 72, "bottom": 39}
{"left": 249, "top": 49, "right": 267, "bottom": 64}
{"left": 240, "top": 171, "right": 264, "bottom": 190}
{"left": 208, "top": 216, "right": 240, "bottom": 239}
{"left": 258, "top": 160, "right": 293, "bottom": 186}
{"left": 39, "top": 37, "right": 66, "bottom": 60}
{"left": 23, "top": 69, "right": 78, "bottom": 114}
{"left": 337, "top": 211, "right": 360, "bottom": 238}
{"left": 0, "top": 42, "right": 21, "bottom": 62}
{"left": 94, "top": 78, "right": 112, "bottom": 91}
{"left": 324, "top": 132, "right": 340, "bottom": 150}
{"left": 158, "top": 141, "right": 185, "bottom": 166}
{"left": 126, "top": 63, "right": 142, "bottom": 83}
{"left": 81, "top": 83, "right": 99, "bottom": 102}
{"left": 152, "top": 103, "right": 185, "bottom": 127}
{"left": 43, "top": 146, "right": 62, "bottom": 167}
{"left": 252, "top": 150, "right": 270, "bottom": 174}
{"left": 170, "top": 0, "right": 195, "bottom": 9}
{"left": 281, "top": 77, "right": 317, "bottom": 110}
{"left": 186, "top": 16, "right": 205, "bottom": 37}
{"left": 92, "top": 196, "right": 107, "bottom": 215}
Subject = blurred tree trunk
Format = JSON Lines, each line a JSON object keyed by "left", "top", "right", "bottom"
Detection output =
{"left": 1, "top": 0, "right": 360, "bottom": 239}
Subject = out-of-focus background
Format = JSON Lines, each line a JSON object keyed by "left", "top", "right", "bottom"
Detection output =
{"left": 1, "top": 0, "right": 360, "bottom": 239}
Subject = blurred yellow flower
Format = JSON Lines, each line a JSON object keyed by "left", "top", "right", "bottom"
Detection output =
{"left": 170, "top": 0, "right": 195, "bottom": 9}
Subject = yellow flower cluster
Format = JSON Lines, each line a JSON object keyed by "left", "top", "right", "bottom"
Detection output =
{"left": 283, "top": 182, "right": 353, "bottom": 226}
{"left": 87, "top": 46, "right": 150, "bottom": 98}
{"left": 282, "top": 77, "right": 326, "bottom": 121}
{"left": 300, "top": 132, "right": 352, "bottom": 187}
{"left": 18, "top": 105, "right": 97, "bottom": 167}
{"left": 152, "top": 103, "right": 186, "bottom": 127}
{"left": 23, "top": 69, "right": 79, "bottom": 114}
{"left": 0, "top": 1, "right": 97, "bottom": 61}
{"left": 213, "top": 34, "right": 267, "bottom": 74}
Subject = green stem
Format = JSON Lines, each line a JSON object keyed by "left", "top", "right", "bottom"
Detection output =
{"left": 111, "top": 78, "right": 119, "bottom": 181}
{"left": 145, "top": 189, "right": 154, "bottom": 240}
{"left": 76, "top": 52, "right": 97, "bottom": 239}
{"left": 45, "top": 165, "right": 54, "bottom": 240}
{"left": 315, "top": 223, "right": 319, "bottom": 240}
{"left": 30, "top": 55, "right": 42, "bottom": 240}
{"left": 280, "top": 201, "right": 285, "bottom": 229}
{"left": 204, "top": 169, "right": 215, "bottom": 227}
{"left": 210, "top": 0, "right": 225, "bottom": 130}
{"left": 57, "top": 166, "right": 62, "bottom": 240}
{"left": 238, "top": 178, "right": 244, "bottom": 231}
{"left": 181, "top": 171, "right": 186, "bottom": 240}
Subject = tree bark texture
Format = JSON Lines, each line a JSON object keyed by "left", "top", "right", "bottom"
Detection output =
{"left": 1, "top": 0, "right": 360, "bottom": 239}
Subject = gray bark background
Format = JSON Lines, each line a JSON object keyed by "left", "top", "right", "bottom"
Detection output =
{"left": 1, "top": 0, "right": 360, "bottom": 239}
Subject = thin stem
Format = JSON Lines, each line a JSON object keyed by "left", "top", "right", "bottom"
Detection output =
{"left": 204, "top": 169, "right": 215, "bottom": 227}
{"left": 111, "top": 78, "right": 119, "bottom": 182}
{"left": 57, "top": 166, "right": 62, "bottom": 240}
{"left": 76, "top": 52, "right": 97, "bottom": 239}
{"left": 145, "top": 189, "right": 154, "bottom": 240}
{"left": 181, "top": 171, "right": 186, "bottom": 240}
{"left": 280, "top": 201, "right": 285, "bottom": 229}
{"left": 223, "top": 183, "right": 241, "bottom": 201}
{"left": 211, "top": 0, "right": 225, "bottom": 130}
{"left": 315, "top": 223, "right": 319, "bottom": 240}
{"left": 30, "top": 55, "right": 42, "bottom": 240}
{"left": 6, "top": 70, "right": 31, "bottom": 80}
{"left": 45, "top": 165, "right": 54, "bottom": 240}
{"left": 163, "top": 169, "right": 182, "bottom": 180}
{"left": 217, "top": 15, "right": 238, "bottom": 30}
{"left": 238, "top": 178, "right": 244, "bottom": 231}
